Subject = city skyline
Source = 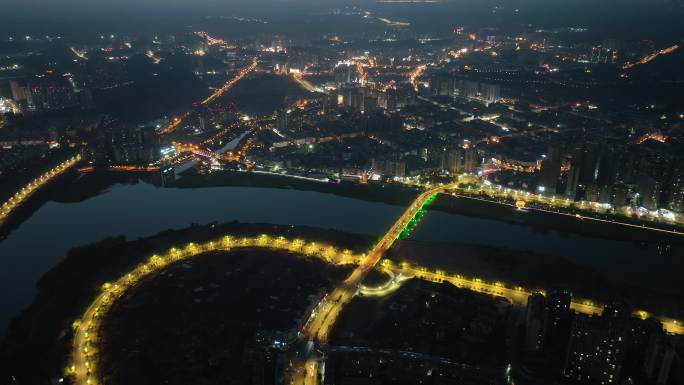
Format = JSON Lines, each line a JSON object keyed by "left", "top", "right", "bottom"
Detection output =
{"left": 1, "top": 1, "right": 683, "bottom": 384}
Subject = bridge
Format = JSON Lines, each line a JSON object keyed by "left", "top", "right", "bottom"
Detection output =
{"left": 66, "top": 182, "right": 684, "bottom": 385}
{"left": 289, "top": 185, "right": 448, "bottom": 384}
{"left": 171, "top": 140, "right": 249, "bottom": 164}
{"left": 301, "top": 186, "right": 442, "bottom": 344}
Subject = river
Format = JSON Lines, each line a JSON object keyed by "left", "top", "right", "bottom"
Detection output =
{"left": 0, "top": 181, "right": 682, "bottom": 334}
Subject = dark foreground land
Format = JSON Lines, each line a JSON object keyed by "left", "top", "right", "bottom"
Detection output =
{"left": 99, "top": 249, "right": 350, "bottom": 385}
{"left": 0, "top": 222, "right": 368, "bottom": 385}
{"left": 389, "top": 240, "right": 684, "bottom": 320}
{"left": 328, "top": 279, "right": 511, "bottom": 385}
{"left": 1, "top": 219, "right": 683, "bottom": 385}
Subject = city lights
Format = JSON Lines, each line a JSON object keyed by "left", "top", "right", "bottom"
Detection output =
{"left": 4, "top": 6, "right": 684, "bottom": 385}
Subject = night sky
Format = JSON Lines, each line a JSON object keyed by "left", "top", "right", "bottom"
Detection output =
{"left": 2, "top": 0, "right": 683, "bottom": 41}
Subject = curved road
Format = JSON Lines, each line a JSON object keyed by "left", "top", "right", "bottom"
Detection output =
{"left": 290, "top": 185, "right": 448, "bottom": 384}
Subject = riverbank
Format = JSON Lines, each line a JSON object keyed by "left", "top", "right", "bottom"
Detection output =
{"left": 172, "top": 170, "right": 684, "bottom": 245}
{"left": 0, "top": 169, "right": 81, "bottom": 239}
{"left": 0, "top": 170, "right": 160, "bottom": 240}
{"left": 172, "top": 169, "right": 420, "bottom": 206}
{"left": 431, "top": 194, "right": 684, "bottom": 245}
{"left": 6, "top": 167, "right": 680, "bottom": 247}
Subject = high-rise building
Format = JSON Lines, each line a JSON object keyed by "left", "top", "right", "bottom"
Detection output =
{"left": 596, "top": 149, "right": 619, "bottom": 186}
{"left": 667, "top": 170, "right": 684, "bottom": 213}
{"left": 371, "top": 156, "right": 406, "bottom": 178}
{"left": 615, "top": 150, "right": 638, "bottom": 185}
{"left": 589, "top": 46, "right": 617, "bottom": 64}
{"left": 533, "top": 289, "right": 575, "bottom": 373}
{"left": 455, "top": 80, "right": 479, "bottom": 99}
{"left": 363, "top": 96, "right": 377, "bottom": 114}
{"left": 385, "top": 88, "right": 398, "bottom": 112}
{"left": 276, "top": 108, "right": 289, "bottom": 132}
{"left": 602, "top": 301, "right": 632, "bottom": 321}
{"left": 621, "top": 317, "right": 664, "bottom": 380}
{"left": 524, "top": 293, "right": 546, "bottom": 353}
{"left": 385, "top": 159, "right": 406, "bottom": 178}
{"left": 9, "top": 80, "right": 28, "bottom": 103}
{"left": 585, "top": 184, "right": 601, "bottom": 202}
{"left": 565, "top": 156, "right": 582, "bottom": 199}
{"left": 479, "top": 83, "right": 501, "bottom": 104}
{"left": 580, "top": 147, "right": 599, "bottom": 185}
{"left": 92, "top": 123, "right": 161, "bottom": 166}
{"left": 464, "top": 147, "right": 478, "bottom": 173}
{"left": 22, "top": 75, "right": 78, "bottom": 112}
{"left": 198, "top": 113, "right": 207, "bottom": 132}
{"left": 644, "top": 332, "right": 678, "bottom": 385}
{"left": 638, "top": 176, "right": 661, "bottom": 210}
{"left": 427, "top": 147, "right": 446, "bottom": 169}
{"left": 349, "top": 90, "right": 364, "bottom": 112}
{"left": 563, "top": 315, "right": 627, "bottom": 385}
{"left": 538, "top": 148, "right": 561, "bottom": 195}
{"left": 430, "top": 73, "right": 454, "bottom": 96}
{"left": 334, "top": 64, "right": 353, "bottom": 86}
{"left": 446, "top": 148, "right": 464, "bottom": 174}
{"left": 599, "top": 184, "right": 613, "bottom": 204}
{"left": 611, "top": 184, "right": 631, "bottom": 208}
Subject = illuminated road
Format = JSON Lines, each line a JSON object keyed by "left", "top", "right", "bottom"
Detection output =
{"left": 623, "top": 44, "right": 679, "bottom": 69}
{"left": 289, "top": 185, "right": 449, "bottom": 384}
{"left": 301, "top": 185, "right": 445, "bottom": 345}
{"left": 69, "top": 47, "right": 88, "bottom": 60}
{"left": 195, "top": 31, "right": 238, "bottom": 50}
{"left": 356, "top": 63, "right": 366, "bottom": 85}
{"left": 68, "top": 230, "right": 684, "bottom": 385}
{"left": 390, "top": 263, "right": 684, "bottom": 335}
{"left": 291, "top": 73, "right": 319, "bottom": 93}
{"left": 171, "top": 136, "right": 253, "bottom": 164}
{"left": 448, "top": 192, "right": 684, "bottom": 237}
{"left": 69, "top": 235, "right": 362, "bottom": 385}
{"left": 0, "top": 155, "right": 81, "bottom": 225}
{"left": 408, "top": 64, "right": 426, "bottom": 91}
{"left": 427, "top": 173, "right": 684, "bottom": 231}
{"left": 288, "top": 179, "right": 684, "bottom": 384}
{"left": 357, "top": 268, "right": 410, "bottom": 297}
{"left": 160, "top": 57, "right": 258, "bottom": 135}
{"left": 67, "top": 184, "right": 684, "bottom": 385}
{"left": 68, "top": 183, "right": 448, "bottom": 385}
{"left": 201, "top": 57, "right": 258, "bottom": 106}
{"left": 145, "top": 50, "right": 161, "bottom": 64}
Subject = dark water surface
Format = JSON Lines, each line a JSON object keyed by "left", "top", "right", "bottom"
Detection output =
{"left": 1, "top": 181, "right": 681, "bottom": 334}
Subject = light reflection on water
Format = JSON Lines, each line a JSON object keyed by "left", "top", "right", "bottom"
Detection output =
{"left": 0, "top": 181, "right": 680, "bottom": 334}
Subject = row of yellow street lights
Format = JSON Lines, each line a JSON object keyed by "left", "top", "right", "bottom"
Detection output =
{"left": 417, "top": 174, "right": 684, "bottom": 229}
{"left": 383, "top": 259, "right": 684, "bottom": 335}
{"left": 67, "top": 234, "right": 684, "bottom": 385}
{"left": 68, "top": 234, "right": 362, "bottom": 385}
{"left": 0, "top": 154, "right": 81, "bottom": 224}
